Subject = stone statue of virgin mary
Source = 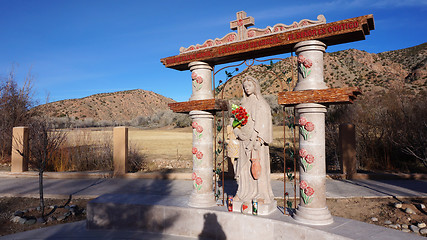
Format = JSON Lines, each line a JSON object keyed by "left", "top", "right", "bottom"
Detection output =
{"left": 232, "top": 76, "right": 276, "bottom": 215}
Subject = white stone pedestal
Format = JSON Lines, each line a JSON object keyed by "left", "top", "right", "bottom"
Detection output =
{"left": 293, "top": 205, "right": 333, "bottom": 225}
{"left": 292, "top": 40, "right": 333, "bottom": 225}
{"left": 232, "top": 200, "right": 277, "bottom": 215}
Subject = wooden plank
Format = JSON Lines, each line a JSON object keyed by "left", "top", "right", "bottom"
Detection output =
{"left": 168, "top": 99, "right": 228, "bottom": 113}
{"left": 161, "top": 15, "right": 374, "bottom": 71}
{"left": 277, "top": 87, "right": 361, "bottom": 106}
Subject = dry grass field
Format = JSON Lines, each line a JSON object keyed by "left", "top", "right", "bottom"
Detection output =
{"left": 130, "top": 126, "right": 290, "bottom": 161}
{"left": 128, "top": 127, "right": 193, "bottom": 162}
{"left": 61, "top": 125, "right": 293, "bottom": 172}
{"left": 64, "top": 128, "right": 113, "bottom": 146}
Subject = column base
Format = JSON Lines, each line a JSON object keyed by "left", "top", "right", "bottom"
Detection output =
{"left": 188, "top": 191, "right": 216, "bottom": 208}
{"left": 232, "top": 200, "right": 277, "bottom": 215}
{"left": 293, "top": 205, "right": 333, "bottom": 225}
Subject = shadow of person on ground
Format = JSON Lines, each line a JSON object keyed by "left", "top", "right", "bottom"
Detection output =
{"left": 87, "top": 176, "right": 181, "bottom": 233}
{"left": 198, "top": 213, "right": 226, "bottom": 240}
{"left": 0, "top": 176, "right": 189, "bottom": 239}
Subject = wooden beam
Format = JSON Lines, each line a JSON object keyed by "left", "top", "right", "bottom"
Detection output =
{"left": 277, "top": 87, "right": 361, "bottom": 106}
{"left": 168, "top": 99, "right": 228, "bottom": 113}
{"left": 161, "top": 15, "right": 374, "bottom": 71}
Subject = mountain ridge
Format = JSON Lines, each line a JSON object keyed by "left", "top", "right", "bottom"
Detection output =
{"left": 34, "top": 42, "right": 426, "bottom": 122}
{"left": 32, "top": 89, "right": 175, "bottom": 121}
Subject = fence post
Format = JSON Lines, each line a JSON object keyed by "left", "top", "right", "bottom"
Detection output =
{"left": 11, "top": 127, "right": 29, "bottom": 172}
{"left": 339, "top": 123, "right": 357, "bottom": 179}
{"left": 113, "top": 126, "right": 128, "bottom": 176}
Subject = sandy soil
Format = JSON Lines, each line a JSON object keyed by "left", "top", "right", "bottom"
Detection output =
{"left": 280, "top": 197, "right": 427, "bottom": 236}
{"left": 0, "top": 197, "right": 90, "bottom": 237}
{"left": 328, "top": 197, "right": 426, "bottom": 229}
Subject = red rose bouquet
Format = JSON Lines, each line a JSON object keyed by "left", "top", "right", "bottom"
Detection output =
{"left": 231, "top": 104, "right": 249, "bottom": 128}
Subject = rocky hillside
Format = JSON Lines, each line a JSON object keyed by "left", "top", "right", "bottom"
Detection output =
{"left": 33, "top": 89, "right": 175, "bottom": 121}
{"left": 33, "top": 43, "right": 426, "bottom": 122}
{"left": 217, "top": 42, "right": 427, "bottom": 98}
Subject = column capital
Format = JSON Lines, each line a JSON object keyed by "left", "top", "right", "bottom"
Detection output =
{"left": 294, "top": 40, "right": 327, "bottom": 54}
{"left": 295, "top": 103, "right": 327, "bottom": 113}
{"left": 188, "top": 61, "right": 213, "bottom": 71}
{"left": 189, "top": 110, "right": 215, "bottom": 119}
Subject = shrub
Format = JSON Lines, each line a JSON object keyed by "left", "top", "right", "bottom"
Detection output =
{"left": 128, "top": 143, "right": 147, "bottom": 172}
{"left": 325, "top": 88, "right": 427, "bottom": 172}
{"left": 129, "top": 110, "right": 191, "bottom": 128}
{"left": 48, "top": 129, "right": 113, "bottom": 171}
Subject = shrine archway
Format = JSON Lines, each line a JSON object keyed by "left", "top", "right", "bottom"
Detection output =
{"left": 162, "top": 11, "right": 374, "bottom": 225}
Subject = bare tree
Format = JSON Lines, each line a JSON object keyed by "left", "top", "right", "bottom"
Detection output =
{"left": 0, "top": 68, "right": 35, "bottom": 161}
{"left": 325, "top": 88, "right": 427, "bottom": 172}
{"left": 26, "top": 118, "right": 67, "bottom": 220}
{"left": 392, "top": 96, "right": 427, "bottom": 168}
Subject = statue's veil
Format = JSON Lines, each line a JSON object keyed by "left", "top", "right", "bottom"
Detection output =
{"left": 242, "top": 76, "right": 262, "bottom": 102}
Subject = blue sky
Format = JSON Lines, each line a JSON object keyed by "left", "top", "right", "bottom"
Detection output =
{"left": 1, "top": 0, "right": 426, "bottom": 105}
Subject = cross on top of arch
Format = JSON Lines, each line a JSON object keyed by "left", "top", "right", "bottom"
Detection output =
{"left": 178, "top": 11, "right": 327, "bottom": 54}
{"left": 230, "top": 11, "right": 255, "bottom": 41}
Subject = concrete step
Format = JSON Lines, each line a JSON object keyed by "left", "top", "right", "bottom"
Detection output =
{"left": 86, "top": 193, "right": 422, "bottom": 240}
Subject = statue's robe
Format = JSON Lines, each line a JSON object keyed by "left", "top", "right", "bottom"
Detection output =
{"left": 234, "top": 78, "right": 274, "bottom": 203}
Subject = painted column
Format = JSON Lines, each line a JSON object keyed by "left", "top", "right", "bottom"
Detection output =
{"left": 188, "top": 61, "right": 216, "bottom": 208}
{"left": 189, "top": 61, "right": 213, "bottom": 101}
{"left": 292, "top": 40, "right": 334, "bottom": 225}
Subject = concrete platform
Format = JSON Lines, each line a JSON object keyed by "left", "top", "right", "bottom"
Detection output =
{"left": 0, "top": 176, "right": 425, "bottom": 239}
{"left": 86, "top": 193, "right": 424, "bottom": 240}
{"left": 0, "top": 221, "right": 196, "bottom": 240}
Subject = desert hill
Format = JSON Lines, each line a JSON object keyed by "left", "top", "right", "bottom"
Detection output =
{"left": 32, "top": 89, "right": 175, "bottom": 121}
{"left": 33, "top": 43, "right": 426, "bottom": 122}
{"left": 217, "top": 42, "right": 427, "bottom": 98}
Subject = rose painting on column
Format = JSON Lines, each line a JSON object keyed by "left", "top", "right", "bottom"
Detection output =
{"left": 192, "top": 172, "right": 203, "bottom": 191}
{"left": 299, "top": 117, "right": 315, "bottom": 140}
{"left": 192, "top": 147, "right": 203, "bottom": 165}
{"left": 300, "top": 180, "right": 314, "bottom": 205}
{"left": 191, "top": 72, "right": 203, "bottom": 91}
{"left": 297, "top": 55, "right": 313, "bottom": 78}
{"left": 299, "top": 148, "right": 315, "bottom": 172}
{"left": 192, "top": 122, "right": 203, "bottom": 139}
